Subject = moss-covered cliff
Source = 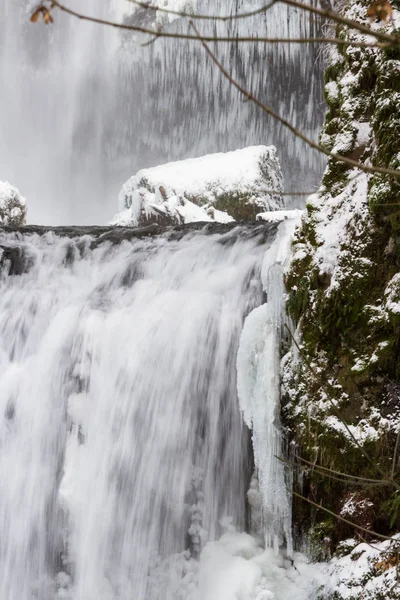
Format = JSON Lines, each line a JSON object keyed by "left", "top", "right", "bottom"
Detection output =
{"left": 283, "top": 0, "right": 400, "bottom": 570}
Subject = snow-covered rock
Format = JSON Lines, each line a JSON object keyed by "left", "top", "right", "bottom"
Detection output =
{"left": 320, "top": 536, "right": 400, "bottom": 600}
{"left": 111, "top": 146, "right": 284, "bottom": 226}
{"left": 0, "top": 181, "right": 26, "bottom": 226}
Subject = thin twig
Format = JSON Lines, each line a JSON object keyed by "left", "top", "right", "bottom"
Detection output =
{"left": 280, "top": 0, "right": 400, "bottom": 45}
{"left": 293, "top": 490, "right": 393, "bottom": 540}
{"left": 189, "top": 21, "right": 400, "bottom": 180}
{"left": 278, "top": 455, "right": 390, "bottom": 486}
{"left": 296, "top": 454, "right": 392, "bottom": 485}
{"left": 126, "top": 0, "right": 400, "bottom": 46}
{"left": 46, "top": 1, "right": 393, "bottom": 49}
{"left": 128, "top": 0, "right": 278, "bottom": 21}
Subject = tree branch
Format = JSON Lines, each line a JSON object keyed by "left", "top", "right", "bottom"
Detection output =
{"left": 296, "top": 454, "right": 392, "bottom": 485}
{"left": 128, "top": 0, "right": 278, "bottom": 21}
{"left": 128, "top": 0, "right": 400, "bottom": 46}
{"left": 189, "top": 20, "right": 400, "bottom": 180}
{"left": 43, "top": 1, "right": 393, "bottom": 49}
{"left": 280, "top": 0, "right": 400, "bottom": 45}
{"left": 293, "top": 490, "right": 393, "bottom": 540}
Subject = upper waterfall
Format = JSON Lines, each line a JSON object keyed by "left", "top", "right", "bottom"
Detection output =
{"left": 0, "top": 0, "right": 324, "bottom": 225}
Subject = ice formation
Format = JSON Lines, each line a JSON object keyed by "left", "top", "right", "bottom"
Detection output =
{"left": 111, "top": 146, "right": 284, "bottom": 226}
{"left": 237, "top": 216, "right": 301, "bottom": 555}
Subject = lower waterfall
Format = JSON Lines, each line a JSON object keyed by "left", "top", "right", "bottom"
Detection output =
{"left": 0, "top": 222, "right": 317, "bottom": 600}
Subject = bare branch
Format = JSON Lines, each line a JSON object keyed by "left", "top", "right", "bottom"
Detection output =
{"left": 278, "top": 455, "right": 390, "bottom": 486}
{"left": 42, "top": 1, "right": 392, "bottom": 49}
{"left": 280, "top": 0, "right": 400, "bottom": 45}
{"left": 128, "top": 0, "right": 278, "bottom": 21}
{"left": 293, "top": 490, "right": 393, "bottom": 540}
{"left": 129, "top": 0, "right": 400, "bottom": 47}
{"left": 296, "top": 454, "right": 392, "bottom": 485}
{"left": 189, "top": 20, "right": 400, "bottom": 181}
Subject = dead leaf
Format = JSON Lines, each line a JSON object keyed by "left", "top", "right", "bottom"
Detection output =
{"left": 375, "top": 554, "right": 398, "bottom": 573}
{"left": 43, "top": 10, "right": 54, "bottom": 23}
{"left": 367, "top": 0, "right": 393, "bottom": 22}
{"left": 30, "top": 7, "right": 43, "bottom": 22}
{"left": 30, "top": 5, "right": 54, "bottom": 24}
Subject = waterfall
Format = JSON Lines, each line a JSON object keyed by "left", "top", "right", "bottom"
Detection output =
{"left": 0, "top": 222, "right": 281, "bottom": 600}
{"left": 0, "top": 0, "right": 324, "bottom": 225}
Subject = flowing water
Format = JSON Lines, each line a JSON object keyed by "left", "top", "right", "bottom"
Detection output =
{"left": 0, "top": 222, "right": 290, "bottom": 600}
{"left": 0, "top": 0, "right": 325, "bottom": 224}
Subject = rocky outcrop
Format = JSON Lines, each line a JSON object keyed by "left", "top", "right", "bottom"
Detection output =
{"left": 110, "top": 146, "right": 284, "bottom": 226}
{"left": 0, "top": 181, "right": 26, "bottom": 226}
{"left": 283, "top": 0, "right": 400, "bottom": 582}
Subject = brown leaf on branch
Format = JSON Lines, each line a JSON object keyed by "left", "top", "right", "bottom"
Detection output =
{"left": 367, "top": 0, "right": 393, "bottom": 22}
{"left": 43, "top": 9, "right": 54, "bottom": 23}
{"left": 30, "top": 7, "right": 43, "bottom": 22}
{"left": 30, "top": 5, "right": 54, "bottom": 24}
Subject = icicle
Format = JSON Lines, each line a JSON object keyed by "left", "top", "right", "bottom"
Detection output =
{"left": 237, "top": 217, "right": 301, "bottom": 556}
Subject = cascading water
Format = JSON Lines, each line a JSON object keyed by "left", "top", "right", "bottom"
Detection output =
{"left": 0, "top": 222, "right": 283, "bottom": 600}
{"left": 0, "top": 0, "right": 324, "bottom": 224}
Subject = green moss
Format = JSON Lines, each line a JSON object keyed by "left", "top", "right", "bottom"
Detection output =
{"left": 211, "top": 192, "right": 260, "bottom": 221}
{"left": 308, "top": 520, "right": 335, "bottom": 561}
{"left": 322, "top": 159, "right": 350, "bottom": 195}
{"left": 284, "top": 9, "right": 400, "bottom": 550}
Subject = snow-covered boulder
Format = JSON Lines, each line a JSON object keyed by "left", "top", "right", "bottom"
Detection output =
{"left": 110, "top": 146, "right": 284, "bottom": 226}
{"left": 0, "top": 181, "right": 27, "bottom": 226}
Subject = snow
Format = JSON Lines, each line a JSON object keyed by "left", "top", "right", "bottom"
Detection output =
{"left": 325, "top": 81, "right": 339, "bottom": 103}
{"left": 195, "top": 530, "right": 326, "bottom": 600}
{"left": 0, "top": 180, "right": 26, "bottom": 226}
{"left": 308, "top": 171, "right": 371, "bottom": 297}
{"left": 385, "top": 273, "right": 400, "bottom": 316}
{"left": 355, "top": 122, "right": 371, "bottom": 147}
{"left": 325, "top": 414, "right": 380, "bottom": 445}
{"left": 112, "top": 146, "right": 284, "bottom": 226}
{"left": 340, "top": 494, "right": 373, "bottom": 519}
{"left": 134, "top": 0, "right": 197, "bottom": 25}
{"left": 257, "top": 210, "right": 303, "bottom": 223}
{"left": 322, "top": 536, "right": 400, "bottom": 600}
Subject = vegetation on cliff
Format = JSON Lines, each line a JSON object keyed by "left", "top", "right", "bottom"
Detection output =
{"left": 283, "top": 0, "right": 400, "bottom": 585}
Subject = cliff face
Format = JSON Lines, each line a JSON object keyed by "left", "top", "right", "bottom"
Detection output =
{"left": 283, "top": 0, "right": 400, "bottom": 562}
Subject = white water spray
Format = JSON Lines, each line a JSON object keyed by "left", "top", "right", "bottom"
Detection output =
{"left": 0, "top": 224, "right": 276, "bottom": 599}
